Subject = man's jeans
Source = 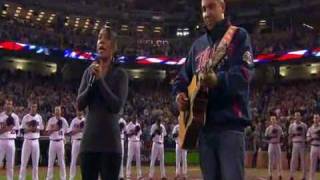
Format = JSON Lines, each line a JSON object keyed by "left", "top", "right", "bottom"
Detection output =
{"left": 199, "top": 130, "right": 245, "bottom": 180}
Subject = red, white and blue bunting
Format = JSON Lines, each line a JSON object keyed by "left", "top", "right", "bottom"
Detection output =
{"left": 1, "top": 41, "right": 319, "bottom": 65}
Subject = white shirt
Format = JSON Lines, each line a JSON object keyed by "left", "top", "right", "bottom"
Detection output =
{"left": 68, "top": 117, "right": 85, "bottom": 140}
{"left": 289, "top": 121, "right": 308, "bottom": 143}
{"left": 20, "top": 113, "right": 44, "bottom": 139}
{"left": 119, "top": 117, "right": 127, "bottom": 140}
{"left": 0, "top": 112, "right": 20, "bottom": 139}
{"left": 126, "top": 121, "right": 141, "bottom": 142}
{"left": 172, "top": 124, "right": 179, "bottom": 144}
{"left": 46, "top": 116, "right": 69, "bottom": 140}
{"left": 150, "top": 123, "right": 167, "bottom": 144}
{"left": 307, "top": 124, "right": 320, "bottom": 146}
{"left": 265, "top": 124, "right": 283, "bottom": 144}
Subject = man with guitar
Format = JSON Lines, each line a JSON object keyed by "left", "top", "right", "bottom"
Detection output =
{"left": 173, "top": 0, "right": 253, "bottom": 179}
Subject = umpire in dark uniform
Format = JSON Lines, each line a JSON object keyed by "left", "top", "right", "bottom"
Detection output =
{"left": 173, "top": 0, "right": 254, "bottom": 179}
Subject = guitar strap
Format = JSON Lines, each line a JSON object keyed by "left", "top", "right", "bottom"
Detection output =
{"left": 207, "top": 25, "right": 238, "bottom": 70}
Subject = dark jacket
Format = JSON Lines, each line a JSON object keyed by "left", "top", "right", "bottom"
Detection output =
{"left": 77, "top": 65, "right": 128, "bottom": 153}
{"left": 173, "top": 19, "right": 254, "bottom": 132}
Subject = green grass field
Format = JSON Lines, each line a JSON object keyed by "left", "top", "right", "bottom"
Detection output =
{"left": 1, "top": 166, "right": 319, "bottom": 180}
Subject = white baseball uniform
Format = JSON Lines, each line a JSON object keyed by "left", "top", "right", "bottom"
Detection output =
{"left": 125, "top": 121, "right": 142, "bottom": 179}
{"left": 265, "top": 124, "right": 283, "bottom": 178}
{"left": 19, "top": 113, "right": 44, "bottom": 180}
{"left": 172, "top": 124, "right": 187, "bottom": 177}
{"left": 306, "top": 124, "right": 320, "bottom": 180}
{"left": 45, "top": 116, "right": 69, "bottom": 180}
{"left": 0, "top": 112, "right": 20, "bottom": 180}
{"left": 68, "top": 116, "right": 85, "bottom": 180}
{"left": 288, "top": 121, "right": 308, "bottom": 179}
{"left": 119, "top": 117, "right": 126, "bottom": 179}
{"left": 149, "top": 123, "right": 167, "bottom": 178}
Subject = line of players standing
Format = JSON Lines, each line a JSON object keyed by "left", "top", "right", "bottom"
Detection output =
{"left": 0, "top": 98, "right": 85, "bottom": 180}
{"left": 0, "top": 98, "right": 188, "bottom": 180}
{"left": 119, "top": 114, "right": 187, "bottom": 180}
{"left": 265, "top": 110, "right": 320, "bottom": 180}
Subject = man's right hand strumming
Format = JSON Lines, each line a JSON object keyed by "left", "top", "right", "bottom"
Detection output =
{"left": 176, "top": 92, "right": 189, "bottom": 111}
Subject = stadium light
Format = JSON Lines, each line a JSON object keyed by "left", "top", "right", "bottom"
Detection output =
{"left": 279, "top": 66, "right": 287, "bottom": 77}
{"left": 259, "top": 19, "right": 267, "bottom": 26}
{"left": 16, "top": 63, "right": 24, "bottom": 70}
{"left": 121, "top": 25, "right": 128, "bottom": 31}
{"left": 310, "top": 68, "right": 317, "bottom": 74}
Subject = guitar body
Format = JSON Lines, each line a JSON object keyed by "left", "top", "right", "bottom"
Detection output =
{"left": 179, "top": 74, "right": 208, "bottom": 149}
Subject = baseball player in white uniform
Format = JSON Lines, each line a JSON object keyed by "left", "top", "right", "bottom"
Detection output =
{"left": 288, "top": 111, "right": 307, "bottom": 180}
{"left": 67, "top": 110, "right": 85, "bottom": 180}
{"left": 126, "top": 116, "right": 142, "bottom": 179}
{"left": 119, "top": 117, "right": 127, "bottom": 180}
{"left": 149, "top": 117, "right": 167, "bottom": 179}
{"left": 306, "top": 113, "right": 320, "bottom": 180}
{"left": 172, "top": 124, "right": 187, "bottom": 179}
{"left": 19, "top": 103, "right": 44, "bottom": 180}
{"left": 265, "top": 115, "right": 283, "bottom": 180}
{"left": 0, "top": 99, "right": 20, "bottom": 180}
{"left": 45, "top": 106, "right": 69, "bottom": 180}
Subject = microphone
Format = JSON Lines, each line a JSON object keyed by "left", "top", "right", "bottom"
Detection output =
{"left": 88, "top": 74, "right": 95, "bottom": 88}
{"left": 88, "top": 54, "right": 100, "bottom": 87}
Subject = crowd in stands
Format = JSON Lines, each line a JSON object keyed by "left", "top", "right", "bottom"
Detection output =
{"left": 1, "top": 16, "right": 318, "bottom": 58}
{"left": 251, "top": 28, "right": 318, "bottom": 55}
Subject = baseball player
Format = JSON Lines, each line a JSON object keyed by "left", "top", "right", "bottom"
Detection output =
{"left": 119, "top": 116, "right": 127, "bottom": 180}
{"left": 126, "top": 115, "right": 142, "bottom": 179}
{"left": 288, "top": 111, "right": 308, "bottom": 180}
{"left": 306, "top": 113, "right": 320, "bottom": 180}
{"left": 67, "top": 110, "right": 85, "bottom": 180}
{"left": 19, "top": 103, "right": 44, "bottom": 180}
{"left": 45, "top": 106, "right": 69, "bottom": 180}
{"left": 0, "top": 99, "right": 20, "bottom": 180}
{"left": 149, "top": 117, "right": 167, "bottom": 179}
{"left": 265, "top": 115, "right": 283, "bottom": 180}
{"left": 172, "top": 123, "right": 187, "bottom": 179}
